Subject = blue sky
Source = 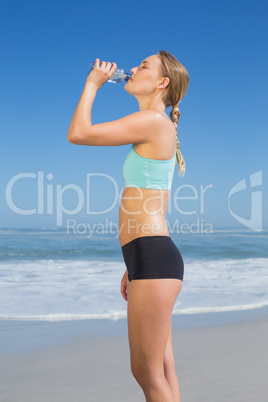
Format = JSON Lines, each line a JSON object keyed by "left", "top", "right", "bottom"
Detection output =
{"left": 0, "top": 0, "right": 267, "bottom": 231}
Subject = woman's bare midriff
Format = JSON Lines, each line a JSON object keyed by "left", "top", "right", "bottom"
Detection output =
{"left": 118, "top": 186, "right": 171, "bottom": 247}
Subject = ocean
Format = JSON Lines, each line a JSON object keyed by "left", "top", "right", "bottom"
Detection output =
{"left": 0, "top": 228, "right": 267, "bottom": 321}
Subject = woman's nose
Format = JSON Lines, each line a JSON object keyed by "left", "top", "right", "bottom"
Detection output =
{"left": 130, "top": 67, "right": 136, "bottom": 75}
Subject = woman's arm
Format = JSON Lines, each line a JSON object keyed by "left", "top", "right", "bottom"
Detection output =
{"left": 68, "top": 58, "right": 116, "bottom": 141}
{"left": 67, "top": 81, "right": 98, "bottom": 140}
{"left": 121, "top": 269, "right": 128, "bottom": 302}
{"left": 67, "top": 58, "right": 165, "bottom": 147}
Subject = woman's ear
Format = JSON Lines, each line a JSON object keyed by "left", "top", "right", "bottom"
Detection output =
{"left": 157, "top": 76, "right": 170, "bottom": 89}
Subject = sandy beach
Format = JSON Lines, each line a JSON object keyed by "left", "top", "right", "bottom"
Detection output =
{"left": 0, "top": 309, "right": 267, "bottom": 402}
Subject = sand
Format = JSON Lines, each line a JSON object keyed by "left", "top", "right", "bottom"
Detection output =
{"left": 0, "top": 311, "right": 267, "bottom": 401}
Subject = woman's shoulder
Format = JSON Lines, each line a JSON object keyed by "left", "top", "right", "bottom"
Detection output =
{"left": 133, "top": 110, "right": 175, "bottom": 136}
{"left": 134, "top": 112, "right": 177, "bottom": 159}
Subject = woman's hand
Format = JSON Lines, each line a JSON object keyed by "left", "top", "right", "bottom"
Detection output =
{"left": 121, "top": 269, "right": 128, "bottom": 302}
{"left": 86, "top": 58, "right": 117, "bottom": 90}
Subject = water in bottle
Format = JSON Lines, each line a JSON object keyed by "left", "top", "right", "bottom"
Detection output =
{"left": 88, "top": 61, "right": 132, "bottom": 83}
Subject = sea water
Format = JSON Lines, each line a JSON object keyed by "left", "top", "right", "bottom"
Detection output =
{"left": 0, "top": 228, "right": 268, "bottom": 321}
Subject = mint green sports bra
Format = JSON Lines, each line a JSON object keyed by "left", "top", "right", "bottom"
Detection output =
{"left": 123, "top": 112, "right": 176, "bottom": 190}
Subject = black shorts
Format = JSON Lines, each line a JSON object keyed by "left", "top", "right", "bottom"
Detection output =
{"left": 121, "top": 235, "right": 184, "bottom": 282}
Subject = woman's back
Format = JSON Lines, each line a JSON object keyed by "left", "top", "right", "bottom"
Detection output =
{"left": 118, "top": 112, "right": 177, "bottom": 247}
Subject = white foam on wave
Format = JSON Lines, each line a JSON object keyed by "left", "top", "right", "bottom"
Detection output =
{"left": 1, "top": 258, "right": 268, "bottom": 321}
{"left": 1, "top": 300, "right": 268, "bottom": 321}
{"left": 173, "top": 300, "right": 268, "bottom": 315}
{"left": 0, "top": 311, "right": 128, "bottom": 321}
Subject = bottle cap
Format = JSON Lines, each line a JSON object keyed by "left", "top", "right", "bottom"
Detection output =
{"left": 124, "top": 73, "right": 132, "bottom": 81}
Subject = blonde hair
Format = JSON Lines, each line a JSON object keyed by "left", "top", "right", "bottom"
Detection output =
{"left": 157, "top": 50, "right": 189, "bottom": 177}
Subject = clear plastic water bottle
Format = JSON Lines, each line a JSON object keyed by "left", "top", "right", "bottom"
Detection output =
{"left": 88, "top": 61, "right": 132, "bottom": 83}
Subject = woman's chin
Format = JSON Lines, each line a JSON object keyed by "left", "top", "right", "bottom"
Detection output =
{"left": 124, "top": 83, "right": 133, "bottom": 93}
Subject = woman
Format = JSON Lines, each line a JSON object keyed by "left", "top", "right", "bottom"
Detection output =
{"left": 68, "top": 50, "right": 189, "bottom": 402}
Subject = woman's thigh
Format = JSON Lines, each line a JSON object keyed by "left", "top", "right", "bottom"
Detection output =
{"left": 127, "top": 278, "right": 182, "bottom": 376}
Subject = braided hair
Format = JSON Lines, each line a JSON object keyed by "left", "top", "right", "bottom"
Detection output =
{"left": 157, "top": 50, "right": 189, "bottom": 177}
{"left": 170, "top": 104, "right": 185, "bottom": 177}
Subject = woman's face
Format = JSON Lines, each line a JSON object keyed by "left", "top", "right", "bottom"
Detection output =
{"left": 124, "top": 54, "right": 167, "bottom": 97}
